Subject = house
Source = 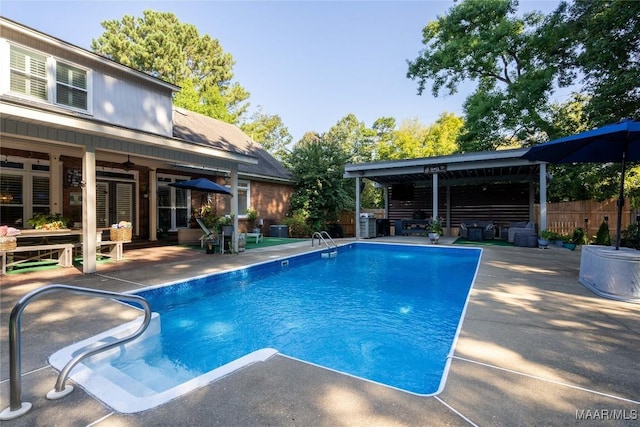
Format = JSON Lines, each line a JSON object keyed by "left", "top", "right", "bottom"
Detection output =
{"left": 0, "top": 17, "right": 294, "bottom": 273}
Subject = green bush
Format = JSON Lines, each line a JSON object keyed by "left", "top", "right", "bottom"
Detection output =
{"left": 593, "top": 221, "right": 612, "bottom": 246}
{"left": 621, "top": 224, "right": 640, "bottom": 249}
{"left": 283, "top": 210, "right": 312, "bottom": 237}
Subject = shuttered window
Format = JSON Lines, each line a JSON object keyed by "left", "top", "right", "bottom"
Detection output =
{"left": 56, "top": 62, "right": 87, "bottom": 110}
{"left": 8, "top": 44, "right": 89, "bottom": 112}
{"left": 115, "top": 183, "right": 133, "bottom": 223}
{"left": 32, "top": 176, "right": 50, "bottom": 210}
{"left": 9, "top": 46, "right": 47, "bottom": 100}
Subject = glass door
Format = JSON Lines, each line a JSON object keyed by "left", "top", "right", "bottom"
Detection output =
{"left": 157, "top": 176, "right": 189, "bottom": 232}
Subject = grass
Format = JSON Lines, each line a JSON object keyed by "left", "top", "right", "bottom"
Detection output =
{"left": 453, "top": 238, "right": 514, "bottom": 247}
{"left": 244, "top": 237, "right": 306, "bottom": 250}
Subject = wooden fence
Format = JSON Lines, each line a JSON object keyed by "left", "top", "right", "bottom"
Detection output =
{"left": 535, "top": 198, "right": 633, "bottom": 238}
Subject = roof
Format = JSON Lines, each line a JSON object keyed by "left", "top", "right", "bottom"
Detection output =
{"left": 172, "top": 108, "right": 293, "bottom": 182}
{"left": 344, "top": 148, "right": 543, "bottom": 186}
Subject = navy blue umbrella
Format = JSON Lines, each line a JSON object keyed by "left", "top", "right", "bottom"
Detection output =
{"left": 522, "top": 119, "right": 640, "bottom": 249}
{"left": 168, "top": 177, "right": 232, "bottom": 195}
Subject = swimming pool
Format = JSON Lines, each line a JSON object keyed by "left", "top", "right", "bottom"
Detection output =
{"left": 50, "top": 242, "right": 481, "bottom": 413}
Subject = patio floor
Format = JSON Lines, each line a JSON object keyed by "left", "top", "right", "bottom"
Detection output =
{"left": 1, "top": 236, "right": 639, "bottom": 426}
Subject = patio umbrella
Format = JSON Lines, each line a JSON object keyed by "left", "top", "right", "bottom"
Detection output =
{"left": 168, "top": 177, "right": 232, "bottom": 195}
{"left": 521, "top": 119, "right": 640, "bottom": 250}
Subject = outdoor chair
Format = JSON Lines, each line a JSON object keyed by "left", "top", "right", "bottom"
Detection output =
{"left": 507, "top": 221, "right": 536, "bottom": 243}
{"left": 195, "top": 218, "right": 221, "bottom": 252}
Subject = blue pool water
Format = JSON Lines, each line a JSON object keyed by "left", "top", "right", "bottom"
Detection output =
{"left": 52, "top": 242, "right": 481, "bottom": 411}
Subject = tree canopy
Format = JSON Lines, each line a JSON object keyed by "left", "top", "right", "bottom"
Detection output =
{"left": 91, "top": 10, "right": 250, "bottom": 123}
{"left": 407, "top": 0, "right": 557, "bottom": 151}
{"left": 240, "top": 107, "right": 293, "bottom": 162}
{"left": 407, "top": 0, "right": 640, "bottom": 204}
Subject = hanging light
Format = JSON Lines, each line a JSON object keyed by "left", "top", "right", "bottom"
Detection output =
{"left": 122, "top": 155, "right": 135, "bottom": 171}
{"left": 0, "top": 192, "right": 13, "bottom": 203}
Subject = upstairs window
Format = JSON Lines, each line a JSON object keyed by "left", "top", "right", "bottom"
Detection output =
{"left": 10, "top": 45, "right": 47, "bottom": 100}
{"left": 7, "top": 43, "right": 89, "bottom": 112}
{"left": 56, "top": 62, "right": 87, "bottom": 110}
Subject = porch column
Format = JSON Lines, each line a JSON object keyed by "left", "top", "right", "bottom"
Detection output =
{"left": 355, "top": 177, "right": 361, "bottom": 239}
{"left": 432, "top": 173, "right": 439, "bottom": 219}
{"left": 149, "top": 169, "right": 157, "bottom": 241}
{"left": 446, "top": 185, "right": 451, "bottom": 237}
{"left": 49, "top": 154, "right": 63, "bottom": 215}
{"left": 81, "top": 147, "right": 97, "bottom": 273}
{"left": 230, "top": 166, "right": 238, "bottom": 251}
{"left": 539, "top": 163, "right": 547, "bottom": 231}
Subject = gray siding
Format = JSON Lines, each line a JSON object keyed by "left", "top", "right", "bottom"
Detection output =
{"left": 92, "top": 73, "right": 173, "bottom": 136}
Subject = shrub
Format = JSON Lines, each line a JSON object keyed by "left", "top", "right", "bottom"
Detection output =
{"left": 283, "top": 210, "right": 312, "bottom": 237}
{"left": 593, "top": 221, "right": 612, "bottom": 246}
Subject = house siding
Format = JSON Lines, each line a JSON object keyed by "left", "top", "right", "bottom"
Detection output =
{"left": 1, "top": 22, "right": 175, "bottom": 136}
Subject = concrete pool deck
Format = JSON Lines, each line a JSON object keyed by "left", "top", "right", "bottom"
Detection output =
{"left": 1, "top": 237, "right": 639, "bottom": 426}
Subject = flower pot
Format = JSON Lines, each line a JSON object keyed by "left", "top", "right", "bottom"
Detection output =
{"left": 538, "top": 238, "right": 549, "bottom": 249}
{"left": 563, "top": 242, "right": 577, "bottom": 251}
{"left": 428, "top": 232, "right": 440, "bottom": 244}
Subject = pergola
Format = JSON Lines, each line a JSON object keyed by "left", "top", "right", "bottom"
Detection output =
{"left": 344, "top": 148, "right": 548, "bottom": 239}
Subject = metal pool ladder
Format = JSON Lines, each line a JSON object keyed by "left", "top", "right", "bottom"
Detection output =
{"left": 0, "top": 284, "right": 152, "bottom": 421}
{"left": 312, "top": 231, "right": 338, "bottom": 258}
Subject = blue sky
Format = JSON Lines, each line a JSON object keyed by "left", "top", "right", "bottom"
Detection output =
{"left": 2, "top": 0, "right": 563, "bottom": 143}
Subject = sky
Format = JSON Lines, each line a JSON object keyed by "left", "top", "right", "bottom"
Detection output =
{"left": 1, "top": 0, "right": 563, "bottom": 143}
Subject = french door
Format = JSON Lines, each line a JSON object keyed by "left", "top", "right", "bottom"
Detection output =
{"left": 96, "top": 181, "right": 134, "bottom": 228}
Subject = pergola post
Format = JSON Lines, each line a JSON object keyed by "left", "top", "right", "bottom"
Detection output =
{"left": 539, "top": 163, "right": 547, "bottom": 231}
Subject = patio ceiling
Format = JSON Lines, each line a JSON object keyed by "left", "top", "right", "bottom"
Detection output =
{"left": 344, "top": 148, "right": 543, "bottom": 187}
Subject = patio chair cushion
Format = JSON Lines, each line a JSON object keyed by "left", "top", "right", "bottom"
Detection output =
{"left": 508, "top": 222, "right": 536, "bottom": 243}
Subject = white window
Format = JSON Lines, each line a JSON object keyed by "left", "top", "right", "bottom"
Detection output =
{"left": 0, "top": 157, "right": 50, "bottom": 228}
{"left": 9, "top": 45, "right": 47, "bottom": 100}
{"left": 224, "top": 180, "right": 250, "bottom": 217}
{"left": 56, "top": 61, "right": 87, "bottom": 110}
{"left": 7, "top": 43, "right": 90, "bottom": 112}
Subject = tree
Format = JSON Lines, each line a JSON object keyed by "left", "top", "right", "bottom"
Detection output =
{"left": 555, "top": 0, "right": 640, "bottom": 125}
{"left": 376, "top": 113, "right": 463, "bottom": 160}
{"left": 407, "top": 0, "right": 559, "bottom": 151}
{"left": 91, "top": 10, "right": 250, "bottom": 123}
{"left": 325, "top": 114, "right": 376, "bottom": 164}
{"left": 240, "top": 107, "right": 293, "bottom": 162}
{"left": 287, "top": 132, "right": 352, "bottom": 230}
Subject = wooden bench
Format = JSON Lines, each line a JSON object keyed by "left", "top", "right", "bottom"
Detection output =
{"left": 1, "top": 243, "right": 74, "bottom": 275}
{"left": 74, "top": 240, "right": 127, "bottom": 261}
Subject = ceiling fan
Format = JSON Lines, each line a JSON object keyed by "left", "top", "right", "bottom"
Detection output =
{"left": 122, "top": 155, "right": 135, "bottom": 171}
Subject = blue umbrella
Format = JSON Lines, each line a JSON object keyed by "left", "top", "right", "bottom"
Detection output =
{"left": 168, "top": 177, "right": 232, "bottom": 195}
{"left": 522, "top": 119, "right": 640, "bottom": 249}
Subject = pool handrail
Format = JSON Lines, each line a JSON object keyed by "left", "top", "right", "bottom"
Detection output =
{"left": 311, "top": 231, "right": 337, "bottom": 251}
{"left": 0, "top": 284, "right": 152, "bottom": 421}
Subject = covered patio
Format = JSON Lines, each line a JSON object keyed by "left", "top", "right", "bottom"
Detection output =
{"left": 344, "top": 148, "right": 548, "bottom": 239}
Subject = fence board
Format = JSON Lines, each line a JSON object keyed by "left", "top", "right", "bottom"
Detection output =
{"left": 536, "top": 198, "right": 634, "bottom": 238}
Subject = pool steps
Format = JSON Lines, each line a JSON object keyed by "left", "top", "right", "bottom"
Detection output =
{"left": 49, "top": 314, "right": 278, "bottom": 413}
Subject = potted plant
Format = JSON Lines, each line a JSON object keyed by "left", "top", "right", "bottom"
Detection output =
{"left": 246, "top": 208, "right": 260, "bottom": 233}
{"left": 538, "top": 229, "right": 553, "bottom": 249}
{"left": 27, "top": 212, "right": 70, "bottom": 230}
{"left": 427, "top": 217, "right": 443, "bottom": 244}
{"left": 218, "top": 215, "right": 234, "bottom": 235}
